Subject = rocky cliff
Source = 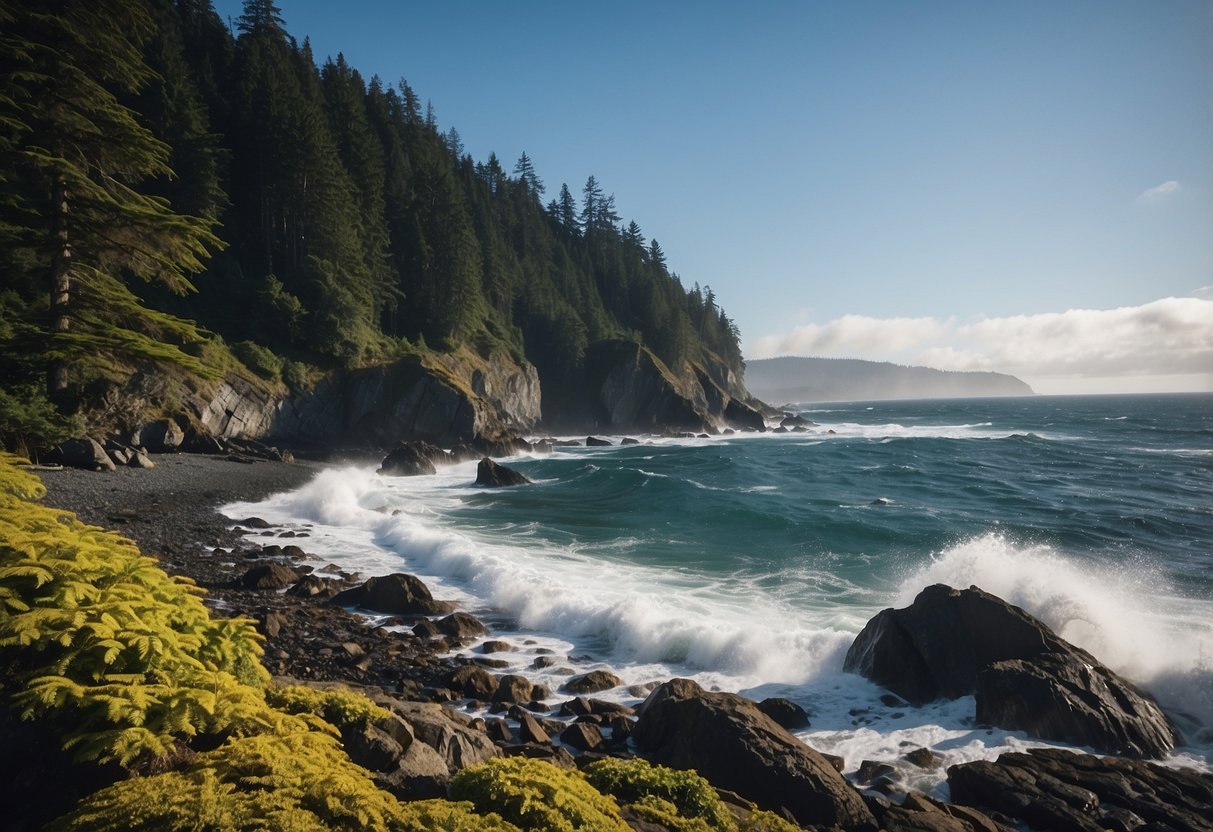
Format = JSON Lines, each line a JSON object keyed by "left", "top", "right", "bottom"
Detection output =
{"left": 273, "top": 349, "right": 539, "bottom": 447}
{"left": 580, "top": 340, "right": 766, "bottom": 434}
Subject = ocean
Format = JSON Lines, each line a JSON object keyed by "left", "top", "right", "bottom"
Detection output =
{"left": 224, "top": 392, "right": 1213, "bottom": 793}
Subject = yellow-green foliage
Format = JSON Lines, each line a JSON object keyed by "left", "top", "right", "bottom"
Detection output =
{"left": 628, "top": 795, "right": 717, "bottom": 832}
{"left": 0, "top": 456, "right": 281, "bottom": 765}
{"left": 450, "top": 757, "right": 631, "bottom": 832}
{"left": 0, "top": 454, "right": 47, "bottom": 501}
{"left": 266, "top": 683, "right": 392, "bottom": 730}
{"left": 49, "top": 729, "right": 522, "bottom": 832}
{"left": 738, "top": 810, "right": 803, "bottom": 832}
{"left": 584, "top": 757, "right": 737, "bottom": 831}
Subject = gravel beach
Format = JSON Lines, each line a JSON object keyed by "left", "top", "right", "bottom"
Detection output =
{"left": 37, "top": 454, "right": 324, "bottom": 585}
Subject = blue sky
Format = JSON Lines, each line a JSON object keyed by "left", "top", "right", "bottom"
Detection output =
{"left": 210, "top": 0, "right": 1212, "bottom": 393}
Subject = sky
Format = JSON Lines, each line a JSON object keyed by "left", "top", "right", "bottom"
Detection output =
{"left": 211, "top": 0, "right": 1212, "bottom": 395}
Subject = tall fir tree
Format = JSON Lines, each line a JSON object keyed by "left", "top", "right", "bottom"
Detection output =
{"left": 0, "top": 0, "right": 222, "bottom": 402}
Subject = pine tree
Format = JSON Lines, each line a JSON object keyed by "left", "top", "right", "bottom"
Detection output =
{"left": 0, "top": 0, "right": 222, "bottom": 401}
{"left": 513, "top": 151, "right": 544, "bottom": 196}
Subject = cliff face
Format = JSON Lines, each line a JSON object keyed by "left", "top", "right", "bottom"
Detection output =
{"left": 744, "top": 356, "right": 1035, "bottom": 404}
{"left": 584, "top": 340, "right": 766, "bottom": 433}
{"left": 179, "top": 341, "right": 766, "bottom": 449}
{"left": 274, "top": 350, "right": 540, "bottom": 447}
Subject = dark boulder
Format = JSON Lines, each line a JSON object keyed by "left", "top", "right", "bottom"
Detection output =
{"left": 632, "top": 678, "right": 874, "bottom": 830}
{"left": 756, "top": 697, "right": 811, "bottom": 730}
{"left": 446, "top": 665, "right": 497, "bottom": 700}
{"left": 471, "top": 434, "right": 532, "bottom": 458}
{"left": 586, "top": 436, "right": 612, "bottom": 446}
{"left": 474, "top": 457, "right": 530, "bottom": 487}
{"left": 562, "top": 670, "right": 622, "bottom": 695}
{"left": 724, "top": 398, "right": 767, "bottom": 431}
{"left": 558, "top": 722, "right": 603, "bottom": 752}
{"left": 518, "top": 713, "right": 550, "bottom": 745}
{"left": 52, "top": 438, "right": 116, "bottom": 472}
{"left": 976, "top": 654, "right": 1175, "bottom": 759}
{"left": 492, "top": 674, "right": 550, "bottom": 705}
{"left": 433, "top": 612, "right": 488, "bottom": 640}
{"left": 331, "top": 573, "right": 452, "bottom": 615}
{"left": 377, "top": 441, "right": 447, "bottom": 476}
{"left": 948, "top": 747, "right": 1213, "bottom": 832}
{"left": 620, "top": 437, "right": 641, "bottom": 445}
{"left": 780, "top": 414, "right": 816, "bottom": 429}
{"left": 239, "top": 563, "right": 302, "bottom": 590}
{"left": 843, "top": 584, "right": 1175, "bottom": 758}
{"left": 135, "top": 419, "right": 184, "bottom": 453}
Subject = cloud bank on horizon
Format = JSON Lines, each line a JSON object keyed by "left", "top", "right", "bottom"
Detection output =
{"left": 748, "top": 296, "right": 1213, "bottom": 395}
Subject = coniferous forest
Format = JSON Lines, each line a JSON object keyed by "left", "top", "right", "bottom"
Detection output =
{"left": 0, "top": 0, "right": 745, "bottom": 449}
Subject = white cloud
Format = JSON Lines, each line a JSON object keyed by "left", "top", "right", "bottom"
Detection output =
{"left": 1137, "top": 180, "right": 1181, "bottom": 201}
{"left": 748, "top": 297, "right": 1213, "bottom": 394}
{"left": 1194, "top": 285, "right": 1213, "bottom": 299}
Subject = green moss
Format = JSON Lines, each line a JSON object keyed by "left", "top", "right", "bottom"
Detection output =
{"left": 584, "top": 756, "right": 737, "bottom": 831}
{"left": 450, "top": 757, "right": 630, "bottom": 832}
{"left": 231, "top": 339, "right": 285, "bottom": 381}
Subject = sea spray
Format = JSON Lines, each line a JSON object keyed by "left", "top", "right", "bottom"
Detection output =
{"left": 223, "top": 393, "right": 1213, "bottom": 777}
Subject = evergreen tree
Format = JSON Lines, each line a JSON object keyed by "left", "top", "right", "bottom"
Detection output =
{"left": 0, "top": 0, "right": 221, "bottom": 401}
{"left": 513, "top": 151, "right": 543, "bottom": 196}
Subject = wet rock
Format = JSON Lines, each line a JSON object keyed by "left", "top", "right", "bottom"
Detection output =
{"left": 620, "top": 437, "right": 641, "bottom": 445}
{"left": 947, "top": 747, "right": 1213, "bottom": 832}
{"left": 446, "top": 665, "right": 497, "bottom": 700}
{"left": 331, "top": 573, "right": 453, "bottom": 616}
{"left": 492, "top": 674, "right": 550, "bottom": 705}
{"left": 976, "top": 654, "right": 1175, "bottom": 759}
{"left": 474, "top": 457, "right": 530, "bottom": 487}
{"left": 285, "top": 574, "right": 334, "bottom": 598}
{"left": 844, "top": 584, "right": 1176, "bottom": 757}
{"left": 480, "top": 640, "right": 511, "bottom": 654}
{"left": 433, "top": 612, "right": 488, "bottom": 640}
{"left": 586, "top": 436, "right": 612, "bottom": 446}
{"left": 903, "top": 747, "right": 943, "bottom": 770}
{"left": 483, "top": 718, "right": 512, "bottom": 744}
{"left": 856, "top": 760, "right": 896, "bottom": 785}
{"left": 376, "top": 440, "right": 446, "bottom": 476}
{"left": 632, "top": 678, "right": 874, "bottom": 830}
{"left": 563, "top": 670, "right": 623, "bottom": 695}
{"left": 757, "top": 697, "right": 811, "bottom": 730}
{"left": 239, "top": 563, "right": 302, "bottom": 590}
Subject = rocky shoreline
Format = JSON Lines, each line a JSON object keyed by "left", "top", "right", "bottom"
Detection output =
{"left": 32, "top": 452, "right": 1213, "bottom": 832}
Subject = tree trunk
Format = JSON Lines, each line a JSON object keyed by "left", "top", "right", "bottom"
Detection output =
{"left": 48, "top": 177, "right": 71, "bottom": 397}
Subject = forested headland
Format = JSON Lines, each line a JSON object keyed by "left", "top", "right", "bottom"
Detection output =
{"left": 0, "top": 0, "right": 748, "bottom": 452}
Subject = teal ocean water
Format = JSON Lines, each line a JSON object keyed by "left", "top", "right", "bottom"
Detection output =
{"left": 227, "top": 393, "right": 1213, "bottom": 785}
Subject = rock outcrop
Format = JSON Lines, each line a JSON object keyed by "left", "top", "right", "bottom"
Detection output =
{"left": 581, "top": 339, "right": 768, "bottom": 434}
{"left": 474, "top": 458, "right": 530, "bottom": 487}
{"left": 275, "top": 349, "right": 539, "bottom": 447}
{"left": 948, "top": 748, "right": 1213, "bottom": 832}
{"left": 632, "top": 678, "right": 875, "bottom": 829}
{"left": 378, "top": 441, "right": 447, "bottom": 476}
{"left": 844, "top": 584, "right": 1175, "bottom": 757}
{"left": 331, "top": 573, "right": 455, "bottom": 616}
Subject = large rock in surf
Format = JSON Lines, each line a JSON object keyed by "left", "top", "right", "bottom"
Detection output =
{"left": 474, "top": 457, "right": 529, "bottom": 487}
{"left": 947, "top": 747, "right": 1213, "bottom": 832}
{"left": 377, "top": 440, "right": 447, "bottom": 476}
{"left": 844, "top": 584, "right": 1175, "bottom": 757}
{"left": 632, "top": 678, "right": 875, "bottom": 829}
{"left": 331, "top": 573, "right": 453, "bottom": 616}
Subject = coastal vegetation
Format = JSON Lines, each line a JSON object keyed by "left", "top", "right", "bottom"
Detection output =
{"left": 0, "top": 453, "right": 802, "bottom": 829}
{"left": 0, "top": 0, "right": 744, "bottom": 450}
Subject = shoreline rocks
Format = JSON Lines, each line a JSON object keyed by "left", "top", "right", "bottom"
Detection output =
{"left": 844, "top": 584, "right": 1176, "bottom": 758}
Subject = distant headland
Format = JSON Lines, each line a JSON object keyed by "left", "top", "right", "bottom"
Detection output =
{"left": 744, "top": 356, "right": 1034, "bottom": 404}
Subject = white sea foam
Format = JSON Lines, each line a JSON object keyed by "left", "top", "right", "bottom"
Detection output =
{"left": 223, "top": 458, "right": 1213, "bottom": 782}
{"left": 896, "top": 533, "right": 1213, "bottom": 737}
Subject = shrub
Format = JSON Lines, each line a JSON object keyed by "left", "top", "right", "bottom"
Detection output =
{"left": 0, "top": 456, "right": 284, "bottom": 766}
{"left": 450, "top": 757, "right": 630, "bottom": 832}
{"left": 266, "top": 684, "right": 392, "bottom": 730}
{"left": 584, "top": 756, "right": 736, "bottom": 831}
{"left": 49, "top": 729, "right": 522, "bottom": 832}
{"left": 231, "top": 340, "right": 284, "bottom": 381}
{"left": 739, "top": 810, "right": 804, "bottom": 832}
